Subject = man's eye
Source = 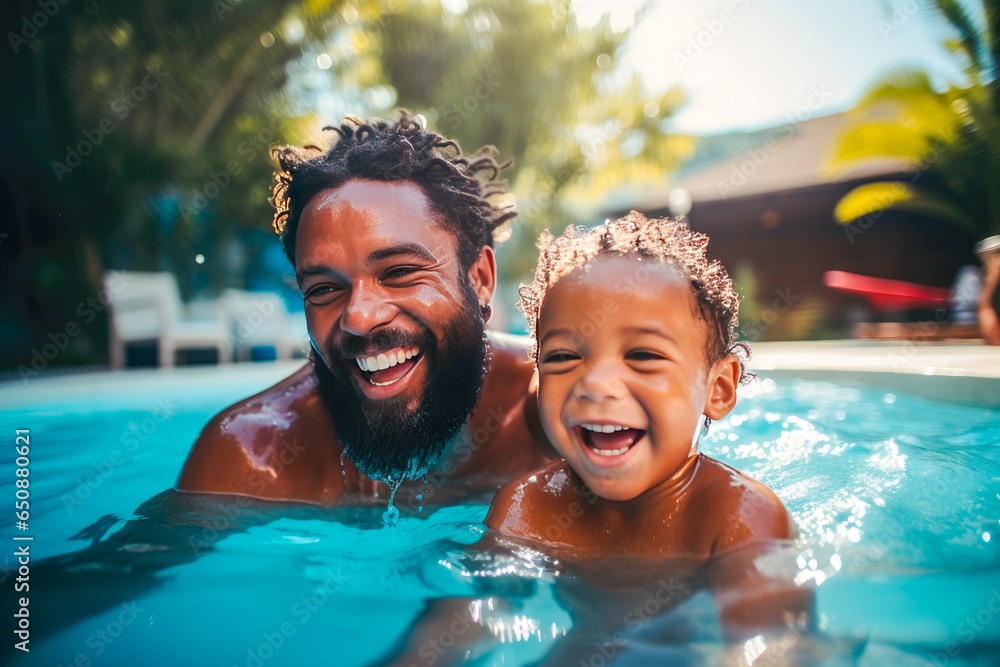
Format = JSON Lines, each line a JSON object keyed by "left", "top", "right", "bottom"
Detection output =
{"left": 381, "top": 266, "right": 420, "bottom": 282}
{"left": 304, "top": 285, "right": 342, "bottom": 306}
{"left": 541, "top": 351, "right": 578, "bottom": 364}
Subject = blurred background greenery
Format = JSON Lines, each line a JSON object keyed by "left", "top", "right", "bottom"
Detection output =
{"left": 1, "top": 0, "right": 996, "bottom": 371}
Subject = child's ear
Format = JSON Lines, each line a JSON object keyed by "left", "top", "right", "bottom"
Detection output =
{"left": 704, "top": 353, "right": 741, "bottom": 420}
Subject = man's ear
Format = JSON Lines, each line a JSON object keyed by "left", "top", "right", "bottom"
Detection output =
{"left": 468, "top": 245, "right": 497, "bottom": 306}
{"left": 704, "top": 353, "right": 741, "bottom": 420}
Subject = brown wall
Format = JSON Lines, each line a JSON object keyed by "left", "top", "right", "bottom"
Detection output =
{"left": 642, "top": 181, "right": 978, "bottom": 340}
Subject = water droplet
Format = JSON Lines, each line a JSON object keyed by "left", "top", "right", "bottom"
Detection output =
{"left": 418, "top": 506, "right": 423, "bottom": 512}
{"left": 984, "top": 532, "right": 992, "bottom": 543}
{"left": 382, "top": 504, "right": 399, "bottom": 527}
{"left": 416, "top": 494, "right": 423, "bottom": 500}
{"left": 373, "top": 492, "right": 379, "bottom": 498}
{"left": 382, "top": 478, "right": 403, "bottom": 528}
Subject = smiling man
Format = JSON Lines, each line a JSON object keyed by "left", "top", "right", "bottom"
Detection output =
{"left": 177, "top": 112, "right": 553, "bottom": 505}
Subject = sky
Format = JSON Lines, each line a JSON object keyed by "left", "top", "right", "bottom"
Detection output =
{"left": 576, "top": 0, "right": 973, "bottom": 135}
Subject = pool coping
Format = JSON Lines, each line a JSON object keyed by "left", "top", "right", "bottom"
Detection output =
{"left": 1, "top": 340, "right": 997, "bottom": 409}
{"left": 748, "top": 340, "right": 1000, "bottom": 408}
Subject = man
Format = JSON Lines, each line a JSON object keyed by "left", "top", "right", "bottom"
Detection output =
{"left": 177, "top": 111, "right": 553, "bottom": 506}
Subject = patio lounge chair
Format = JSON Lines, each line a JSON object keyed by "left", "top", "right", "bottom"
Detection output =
{"left": 218, "top": 289, "right": 310, "bottom": 361}
{"left": 104, "top": 271, "right": 231, "bottom": 368}
{"left": 823, "top": 269, "right": 981, "bottom": 340}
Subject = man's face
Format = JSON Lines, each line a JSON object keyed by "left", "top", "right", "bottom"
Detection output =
{"left": 295, "top": 179, "right": 493, "bottom": 482}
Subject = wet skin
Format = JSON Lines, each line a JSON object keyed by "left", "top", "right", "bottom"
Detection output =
{"left": 486, "top": 255, "right": 796, "bottom": 559}
{"left": 177, "top": 179, "right": 553, "bottom": 506}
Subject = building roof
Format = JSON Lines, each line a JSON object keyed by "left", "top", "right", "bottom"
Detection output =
{"left": 634, "top": 112, "right": 913, "bottom": 210}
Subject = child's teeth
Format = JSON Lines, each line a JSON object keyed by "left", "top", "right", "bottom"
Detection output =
{"left": 581, "top": 423, "right": 626, "bottom": 432}
{"left": 592, "top": 446, "right": 629, "bottom": 456}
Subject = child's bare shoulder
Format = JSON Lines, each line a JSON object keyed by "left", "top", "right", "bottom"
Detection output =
{"left": 691, "top": 456, "right": 797, "bottom": 552}
{"left": 484, "top": 460, "right": 582, "bottom": 541}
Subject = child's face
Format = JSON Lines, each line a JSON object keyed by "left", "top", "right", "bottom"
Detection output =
{"left": 535, "top": 254, "right": 738, "bottom": 503}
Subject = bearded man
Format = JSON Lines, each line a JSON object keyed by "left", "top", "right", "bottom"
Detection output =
{"left": 177, "top": 112, "right": 554, "bottom": 505}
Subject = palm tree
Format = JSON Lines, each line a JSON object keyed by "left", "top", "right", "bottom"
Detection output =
{"left": 828, "top": 0, "right": 1000, "bottom": 342}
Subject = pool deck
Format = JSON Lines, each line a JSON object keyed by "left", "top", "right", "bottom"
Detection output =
{"left": 750, "top": 340, "right": 1000, "bottom": 407}
{"left": 2, "top": 340, "right": 998, "bottom": 408}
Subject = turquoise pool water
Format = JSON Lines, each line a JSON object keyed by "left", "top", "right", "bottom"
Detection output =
{"left": 1, "top": 365, "right": 998, "bottom": 666}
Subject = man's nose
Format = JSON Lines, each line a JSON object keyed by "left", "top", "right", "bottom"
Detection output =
{"left": 573, "top": 361, "right": 627, "bottom": 402}
{"left": 340, "top": 280, "right": 394, "bottom": 337}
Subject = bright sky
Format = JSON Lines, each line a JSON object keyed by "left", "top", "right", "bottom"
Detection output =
{"left": 576, "top": 0, "right": 972, "bottom": 134}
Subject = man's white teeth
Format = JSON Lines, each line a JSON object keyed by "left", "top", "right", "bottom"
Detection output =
{"left": 355, "top": 347, "right": 418, "bottom": 372}
{"left": 592, "top": 446, "right": 630, "bottom": 457}
{"left": 581, "top": 423, "right": 627, "bottom": 433}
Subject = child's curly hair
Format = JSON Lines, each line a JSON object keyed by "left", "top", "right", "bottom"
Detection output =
{"left": 517, "top": 211, "right": 751, "bottom": 383}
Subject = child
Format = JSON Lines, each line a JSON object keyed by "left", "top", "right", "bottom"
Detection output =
{"left": 377, "top": 214, "right": 813, "bottom": 667}
{"left": 485, "top": 211, "right": 796, "bottom": 560}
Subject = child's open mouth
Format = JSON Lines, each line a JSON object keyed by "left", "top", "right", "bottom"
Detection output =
{"left": 576, "top": 423, "right": 646, "bottom": 458}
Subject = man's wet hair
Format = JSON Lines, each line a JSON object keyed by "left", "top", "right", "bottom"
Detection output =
{"left": 270, "top": 110, "right": 516, "bottom": 271}
{"left": 517, "top": 210, "right": 751, "bottom": 383}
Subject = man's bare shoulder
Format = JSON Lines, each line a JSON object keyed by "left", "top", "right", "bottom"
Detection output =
{"left": 484, "top": 460, "right": 580, "bottom": 541}
{"left": 691, "top": 456, "right": 797, "bottom": 553}
{"left": 176, "top": 363, "right": 341, "bottom": 502}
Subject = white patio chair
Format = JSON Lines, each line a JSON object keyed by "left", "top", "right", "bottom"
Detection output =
{"left": 104, "top": 271, "right": 231, "bottom": 369}
{"left": 219, "top": 289, "right": 310, "bottom": 361}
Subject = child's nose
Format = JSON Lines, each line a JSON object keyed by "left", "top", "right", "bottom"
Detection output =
{"left": 573, "top": 361, "right": 627, "bottom": 402}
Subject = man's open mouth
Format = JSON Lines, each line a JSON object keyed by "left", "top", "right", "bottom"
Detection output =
{"left": 575, "top": 422, "right": 646, "bottom": 458}
{"left": 354, "top": 345, "right": 422, "bottom": 387}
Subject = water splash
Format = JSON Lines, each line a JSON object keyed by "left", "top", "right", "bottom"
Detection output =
{"left": 382, "top": 478, "right": 402, "bottom": 528}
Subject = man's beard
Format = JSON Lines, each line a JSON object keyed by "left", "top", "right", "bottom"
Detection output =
{"left": 312, "top": 290, "right": 489, "bottom": 483}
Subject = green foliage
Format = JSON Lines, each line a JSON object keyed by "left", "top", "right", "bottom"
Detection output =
{"left": 1, "top": 0, "right": 689, "bottom": 367}
{"left": 339, "top": 0, "right": 691, "bottom": 286}
{"left": 830, "top": 0, "right": 1000, "bottom": 242}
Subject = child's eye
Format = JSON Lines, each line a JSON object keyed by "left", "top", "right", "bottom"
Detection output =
{"left": 626, "top": 350, "right": 666, "bottom": 362}
{"left": 541, "top": 351, "right": 579, "bottom": 364}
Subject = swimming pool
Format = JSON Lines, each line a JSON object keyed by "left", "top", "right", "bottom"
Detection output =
{"left": 1, "top": 362, "right": 998, "bottom": 666}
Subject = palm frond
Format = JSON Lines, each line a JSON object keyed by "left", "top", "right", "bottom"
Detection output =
{"left": 934, "top": 0, "right": 985, "bottom": 72}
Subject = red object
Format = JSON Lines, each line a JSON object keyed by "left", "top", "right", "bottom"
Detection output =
{"left": 823, "top": 270, "right": 951, "bottom": 312}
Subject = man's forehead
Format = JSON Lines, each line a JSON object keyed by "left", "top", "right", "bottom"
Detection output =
{"left": 304, "top": 179, "right": 435, "bottom": 219}
{"left": 295, "top": 178, "right": 457, "bottom": 268}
